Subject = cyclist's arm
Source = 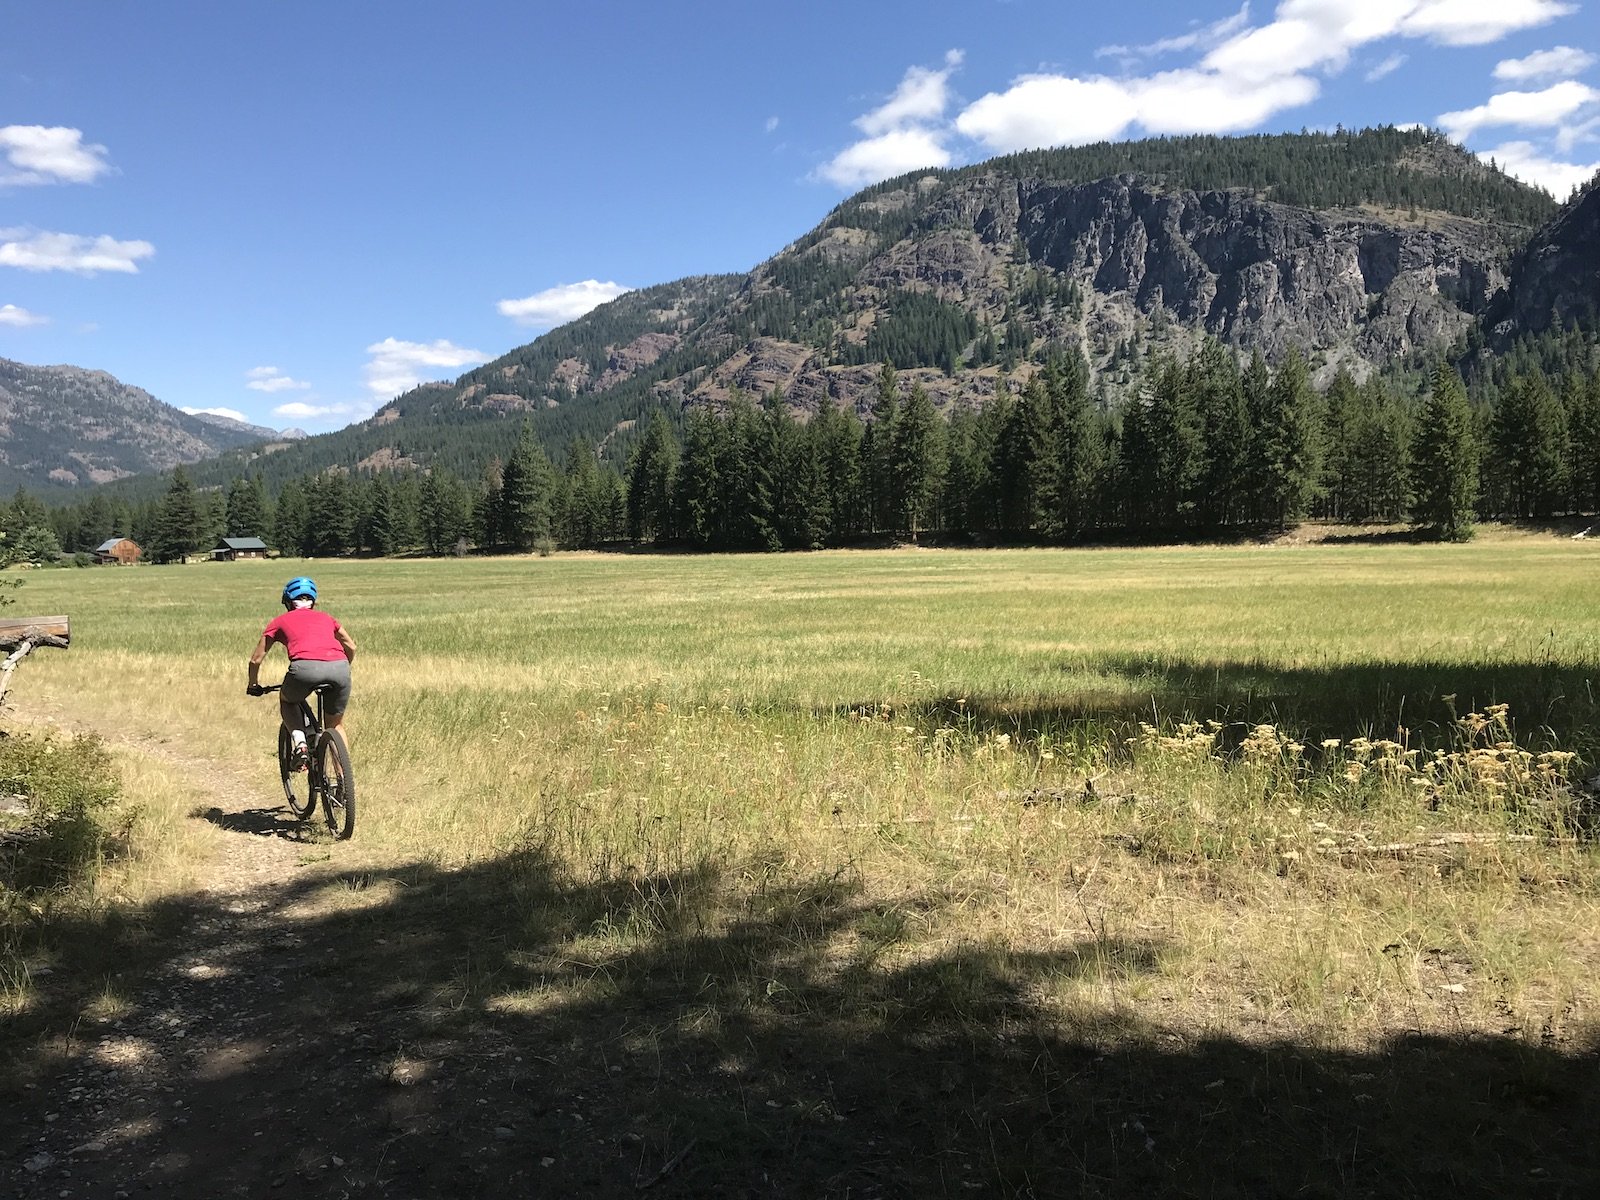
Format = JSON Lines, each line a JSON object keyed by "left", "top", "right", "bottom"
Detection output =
{"left": 336, "top": 626, "right": 357, "bottom": 663}
{"left": 247, "top": 633, "right": 273, "bottom": 688}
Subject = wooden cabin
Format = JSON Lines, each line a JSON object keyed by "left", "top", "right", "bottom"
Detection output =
{"left": 212, "top": 537, "right": 269, "bottom": 561}
{"left": 93, "top": 537, "right": 141, "bottom": 565}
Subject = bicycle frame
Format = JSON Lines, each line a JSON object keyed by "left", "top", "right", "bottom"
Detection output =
{"left": 255, "top": 681, "right": 354, "bottom": 839}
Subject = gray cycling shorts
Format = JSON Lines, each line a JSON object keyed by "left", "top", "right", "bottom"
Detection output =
{"left": 282, "top": 658, "right": 352, "bottom": 717}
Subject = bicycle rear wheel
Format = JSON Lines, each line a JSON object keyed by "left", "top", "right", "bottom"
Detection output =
{"left": 318, "top": 730, "right": 355, "bottom": 840}
{"left": 278, "top": 722, "right": 316, "bottom": 819}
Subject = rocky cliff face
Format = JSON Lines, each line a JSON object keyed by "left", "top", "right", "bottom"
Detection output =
{"left": 1502, "top": 176, "right": 1600, "bottom": 338}
{"left": 884, "top": 173, "right": 1508, "bottom": 358}
{"left": 681, "top": 171, "right": 1521, "bottom": 415}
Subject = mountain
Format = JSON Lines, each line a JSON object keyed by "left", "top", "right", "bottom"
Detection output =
{"left": 185, "top": 409, "right": 286, "bottom": 442}
{"left": 55, "top": 128, "right": 1584, "bottom": 498}
{"left": 0, "top": 358, "right": 290, "bottom": 492}
{"left": 1497, "top": 172, "right": 1600, "bottom": 340}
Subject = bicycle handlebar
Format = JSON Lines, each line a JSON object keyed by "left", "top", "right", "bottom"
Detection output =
{"left": 250, "top": 683, "right": 283, "bottom": 695}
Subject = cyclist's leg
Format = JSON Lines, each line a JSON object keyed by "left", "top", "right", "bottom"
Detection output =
{"left": 317, "top": 661, "right": 353, "bottom": 750}
{"left": 278, "top": 667, "right": 314, "bottom": 755}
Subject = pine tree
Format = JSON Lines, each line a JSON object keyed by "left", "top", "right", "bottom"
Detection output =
{"left": 1191, "top": 340, "right": 1251, "bottom": 528}
{"left": 726, "top": 393, "right": 781, "bottom": 551}
{"left": 891, "top": 382, "right": 946, "bottom": 538}
{"left": 677, "top": 405, "right": 728, "bottom": 548}
{"left": 419, "top": 467, "right": 471, "bottom": 555}
{"left": 1488, "top": 373, "right": 1568, "bottom": 517}
{"left": 626, "top": 411, "right": 678, "bottom": 543}
{"left": 225, "top": 474, "right": 270, "bottom": 538}
{"left": 474, "top": 459, "right": 505, "bottom": 549}
{"left": 363, "top": 474, "right": 398, "bottom": 555}
{"left": 1346, "top": 376, "right": 1411, "bottom": 521}
{"left": 1320, "top": 369, "right": 1361, "bottom": 520}
{"left": 1252, "top": 349, "right": 1323, "bottom": 525}
{"left": 500, "top": 422, "right": 555, "bottom": 550}
{"left": 273, "top": 479, "right": 310, "bottom": 555}
{"left": 865, "top": 363, "right": 900, "bottom": 532}
{"left": 940, "top": 399, "right": 983, "bottom": 535}
{"left": 561, "top": 440, "right": 606, "bottom": 548}
{"left": 993, "top": 382, "right": 1050, "bottom": 534}
{"left": 151, "top": 467, "right": 201, "bottom": 563}
{"left": 768, "top": 394, "right": 829, "bottom": 549}
{"left": 1411, "top": 364, "right": 1479, "bottom": 541}
{"left": 812, "top": 395, "right": 864, "bottom": 540}
{"left": 306, "top": 470, "right": 355, "bottom": 556}
{"left": 1561, "top": 368, "right": 1600, "bottom": 513}
{"left": 1133, "top": 358, "right": 1204, "bottom": 527}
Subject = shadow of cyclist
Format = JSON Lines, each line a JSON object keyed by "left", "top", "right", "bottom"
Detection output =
{"left": 196, "top": 805, "right": 316, "bottom": 842}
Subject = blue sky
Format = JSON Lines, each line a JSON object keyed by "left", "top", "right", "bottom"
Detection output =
{"left": 3, "top": 0, "right": 1597, "bottom": 431}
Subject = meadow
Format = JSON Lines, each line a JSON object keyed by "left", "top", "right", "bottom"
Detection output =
{"left": 5, "top": 537, "right": 1600, "bottom": 1194}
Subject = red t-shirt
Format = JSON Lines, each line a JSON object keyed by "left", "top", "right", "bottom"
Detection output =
{"left": 263, "top": 609, "right": 347, "bottom": 662}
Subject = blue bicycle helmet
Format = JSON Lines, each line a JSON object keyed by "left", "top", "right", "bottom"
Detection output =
{"left": 282, "top": 576, "right": 317, "bottom": 604}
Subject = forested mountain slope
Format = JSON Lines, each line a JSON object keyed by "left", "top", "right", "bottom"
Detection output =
{"left": 204, "top": 128, "right": 1556, "bottom": 488}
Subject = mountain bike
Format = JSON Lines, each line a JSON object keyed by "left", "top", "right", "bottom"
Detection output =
{"left": 253, "top": 682, "right": 355, "bottom": 839}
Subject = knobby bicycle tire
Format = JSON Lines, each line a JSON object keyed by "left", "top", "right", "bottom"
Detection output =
{"left": 318, "top": 729, "right": 355, "bottom": 840}
{"left": 279, "top": 719, "right": 316, "bottom": 819}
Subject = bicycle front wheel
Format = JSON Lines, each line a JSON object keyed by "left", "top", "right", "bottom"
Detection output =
{"left": 278, "top": 725, "right": 316, "bottom": 819}
{"left": 318, "top": 730, "right": 355, "bottom": 840}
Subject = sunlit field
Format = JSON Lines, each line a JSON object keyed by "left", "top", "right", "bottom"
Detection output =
{"left": 13, "top": 538, "right": 1600, "bottom": 1054}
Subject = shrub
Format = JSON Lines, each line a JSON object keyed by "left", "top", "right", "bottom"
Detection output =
{"left": 0, "top": 732, "right": 121, "bottom": 892}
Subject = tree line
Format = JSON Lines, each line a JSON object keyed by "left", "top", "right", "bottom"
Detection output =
{"left": 13, "top": 339, "right": 1600, "bottom": 563}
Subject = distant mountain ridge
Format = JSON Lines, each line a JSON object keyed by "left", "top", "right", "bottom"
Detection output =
{"left": 0, "top": 357, "right": 297, "bottom": 492}
{"left": 186, "top": 409, "right": 292, "bottom": 442}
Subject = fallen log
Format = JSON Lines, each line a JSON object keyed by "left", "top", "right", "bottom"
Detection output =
{"left": 0, "top": 616, "right": 70, "bottom": 651}
{"left": 0, "top": 615, "right": 71, "bottom": 708}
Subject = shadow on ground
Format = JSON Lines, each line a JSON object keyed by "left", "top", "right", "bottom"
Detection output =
{"left": 198, "top": 804, "right": 320, "bottom": 841}
{"left": 3, "top": 833, "right": 1597, "bottom": 1198}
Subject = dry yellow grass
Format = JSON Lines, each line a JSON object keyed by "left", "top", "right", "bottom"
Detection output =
{"left": 8, "top": 540, "right": 1600, "bottom": 1054}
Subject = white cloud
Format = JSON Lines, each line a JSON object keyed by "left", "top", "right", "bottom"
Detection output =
{"left": 1438, "top": 80, "right": 1600, "bottom": 139}
{"left": 816, "top": 127, "right": 956, "bottom": 188}
{"left": 0, "top": 125, "right": 111, "bottom": 186}
{"left": 958, "top": 75, "right": 1141, "bottom": 150}
{"left": 497, "top": 280, "right": 633, "bottom": 328}
{"left": 817, "top": 52, "right": 963, "bottom": 188}
{"left": 1399, "top": 0, "right": 1575, "bottom": 47}
{"left": 857, "top": 51, "right": 964, "bottom": 137}
{"left": 1196, "top": 0, "right": 1573, "bottom": 81}
{"left": 0, "top": 303, "right": 46, "bottom": 327}
{"left": 1134, "top": 69, "right": 1321, "bottom": 134}
{"left": 245, "top": 365, "right": 312, "bottom": 393}
{"left": 363, "top": 336, "right": 486, "bottom": 400}
{"left": 1494, "top": 45, "right": 1597, "bottom": 82}
{"left": 0, "top": 228, "right": 154, "bottom": 274}
{"left": 271, "top": 400, "right": 366, "bottom": 422}
{"left": 765, "top": 116, "right": 780, "bottom": 133}
{"left": 182, "top": 406, "right": 250, "bottom": 423}
{"left": 1366, "top": 52, "right": 1408, "bottom": 81}
{"left": 1554, "top": 114, "right": 1600, "bottom": 153}
{"left": 1480, "top": 140, "right": 1600, "bottom": 196}
{"left": 824, "top": 2, "right": 1588, "bottom": 188}
{"left": 1098, "top": 5, "right": 1253, "bottom": 60}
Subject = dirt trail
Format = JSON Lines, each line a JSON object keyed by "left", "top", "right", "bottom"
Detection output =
{"left": 3, "top": 731, "right": 352, "bottom": 1197}
{"left": 3, "top": 726, "right": 658, "bottom": 1199}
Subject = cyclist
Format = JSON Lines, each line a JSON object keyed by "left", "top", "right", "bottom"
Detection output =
{"left": 246, "top": 576, "right": 357, "bottom": 769}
